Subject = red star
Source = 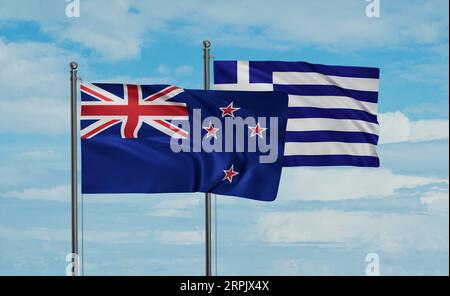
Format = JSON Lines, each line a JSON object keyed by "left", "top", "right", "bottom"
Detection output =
{"left": 220, "top": 102, "right": 240, "bottom": 117}
{"left": 223, "top": 164, "right": 239, "bottom": 183}
{"left": 203, "top": 122, "right": 219, "bottom": 139}
{"left": 249, "top": 122, "right": 267, "bottom": 138}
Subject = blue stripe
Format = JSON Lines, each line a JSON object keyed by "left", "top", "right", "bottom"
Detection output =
{"left": 288, "top": 107, "right": 378, "bottom": 123}
{"left": 284, "top": 155, "right": 380, "bottom": 167}
{"left": 275, "top": 85, "right": 378, "bottom": 103}
{"left": 285, "top": 131, "right": 379, "bottom": 144}
{"left": 80, "top": 120, "right": 98, "bottom": 130}
{"left": 249, "top": 61, "right": 380, "bottom": 83}
{"left": 81, "top": 92, "right": 101, "bottom": 102}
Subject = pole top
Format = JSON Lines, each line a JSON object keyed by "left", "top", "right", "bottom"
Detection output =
{"left": 203, "top": 40, "right": 211, "bottom": 49}
{"left": 70, "top": 61, "right": 78, "bottom": 70}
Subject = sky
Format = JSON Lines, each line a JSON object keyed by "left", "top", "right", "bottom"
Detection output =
{"left": 0, "top": 0, "right": 448, "bottom": 275}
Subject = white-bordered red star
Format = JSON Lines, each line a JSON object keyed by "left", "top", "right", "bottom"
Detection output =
{"left": 249, "top": 122, "right": 267, "bottom": 138}
{"left": 203, "top": 122, "right": 219, "bottom": 139}
{"left": 223, "top": 164, "right": 239, "bottom": 183}
{"left": 219, "top": 102, "right": 240, "bottom": 117}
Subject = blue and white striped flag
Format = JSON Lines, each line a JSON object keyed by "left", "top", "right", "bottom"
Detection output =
{"left": 214, "top": 61, "right": 380, "bottom": 167}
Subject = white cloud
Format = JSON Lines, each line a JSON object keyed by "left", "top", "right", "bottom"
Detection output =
{"left": 144, "top": 65, "right": 192, "bottom": 81}
{"left": 402, "top": 101, "right": 449, "bottom": 118}
{"left": 0, "top": 39, "right": 77, "bottom": 134}
{"left": 3, "top": 168, "right": 447, "bottom": 203}
{"left": 0, "top": 97, "right": 69, "bottom": 134}
{"left": 420, "top": 190, "right": 449, "bottom": 213}
{"left": 3, "top": 184, "right": 69, "bottom": 202}
{"left": 149, "top": 195, "right": 202, "bottom": 217}
{"left": 397, "top": 62, "right": 449, "bottom": 86}
{"left": 157, "top": 65, "right": 170, "bottom": 75}
{"left": 0, "top": 226, "right": 68, "bottom": 242}
{"left": 257, "top": 209, "right": 449, "bottom": 253}
{"left": 143, "top": 0, "right": 448, "bottom": 51}
{"left": 271, "top": 259, "right": 335, "bottom": 275}
{"left": 0, "top": 165, "right": 66, "bottom": 192}
{"left": 278, "top": 168, "right": 447, "bottom": 201}
{"left": 175, "top": 65, "right": 193, "bottom": 76}
{"left": 82, "top": 230, "right": 153, "bottom": 244}
{"left": 379, "top": 112, "right": 449, "bottom": 144}
{"left": 0, "top": 39, "right": 72, "bottom": 100}
{"left": 1, "top": 0, "right": 448, "bottom": 59}
{"left": 410, "top": 120, "right": 450, "bottom": 142}
{"left": 0, "top": 226, "right": 151, "bottom": 244}
{"left": 379, "top": 112, "right": 411, "bottom": 144}
{"left": 14, "top": 149, "right": 59, "bottom": 161}
{"left": 0, "top": 38, "right": 186, "bottom": 135}
{"left": 0, "top": 223, "right": 204, "bottom": 245}
{"left": 0, "top": 1, "right": 152, "bottom": 61}
{"left": 96, "top": 75, "right": 176, "bottom": 85}
{"left": 59, "top": 0, "right": 150, "bottom": 61}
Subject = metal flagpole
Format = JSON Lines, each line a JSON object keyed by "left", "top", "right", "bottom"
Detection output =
{"left": 70, "top": 61, "right": 79, "bottom": 276}
{"left": 203, "top": 40, "right": 212, "bottom": 276}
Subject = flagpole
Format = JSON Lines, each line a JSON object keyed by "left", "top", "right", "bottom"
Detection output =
{"left": 70, "top": 61, "right": 79, "bottom": 276}
{"left": 203, "top": 40, "right": 212, "bottom": 277}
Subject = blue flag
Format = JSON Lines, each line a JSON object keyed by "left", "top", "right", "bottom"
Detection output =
{"left": 214, "top": 61, "right": 380, "bottom": 167}
{"left": 80, "top": 83, "right": 288, "bottom": 201}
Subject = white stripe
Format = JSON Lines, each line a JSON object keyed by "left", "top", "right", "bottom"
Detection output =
{"left": 140, "top": 115, "right": 188, "bottom": 120}
{"left": 80, "top": 115, "right": 125, "bottom": 121}
{"left": 214, "top": 83, "right": 273, "bottom": 91}
{"left": 143, "top": 86, "right": 184, "bottom": 102}
{"left": 82, "top": 97, "right": 186, "bottom": 107}
{"left": 273, "top": 72, "right": 379, "bottom": 92}
{"left": 288, "top": 95, "right": 378, "bottom": 115}
{"left": 156, "top": 88, "right": 184, "bottom": 102}
{"left": 157, "top": 119, "right": 189, "bottom": 138}
{"left": 140, "top": 101, "right": 187, "bottom": 107}
{"left": 287, "top": 118, "right": 379, "bottom": 135}
{"left": 144, "top": 119, "right": 188, "bottom": 139}
{"left": 237, "top": 61, "right": 250, "bottom": 83}
{"left": 284, "top": 142, "right": 378, "bottom": 156}
{"left": 81, "top": 115, "right": 188, "bottom": 121}
{"left": 81, "top": 101, "right": 126, "bottom": 106}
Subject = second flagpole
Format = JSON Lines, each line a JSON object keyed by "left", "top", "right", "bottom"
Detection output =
{"left": 203, "top": 40, "right": 212, "bottom": 277}
{"left": 70, "top": 61, "right": 79, "bottom": 276}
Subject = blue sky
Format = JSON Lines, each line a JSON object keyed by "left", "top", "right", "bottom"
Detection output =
{"left": 0, "top": 0, "right": 448, "bottom": 275}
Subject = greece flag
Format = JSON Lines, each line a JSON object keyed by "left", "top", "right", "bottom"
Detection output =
{"left": 214, "top": 61, "right": 380, "bottom": 167}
